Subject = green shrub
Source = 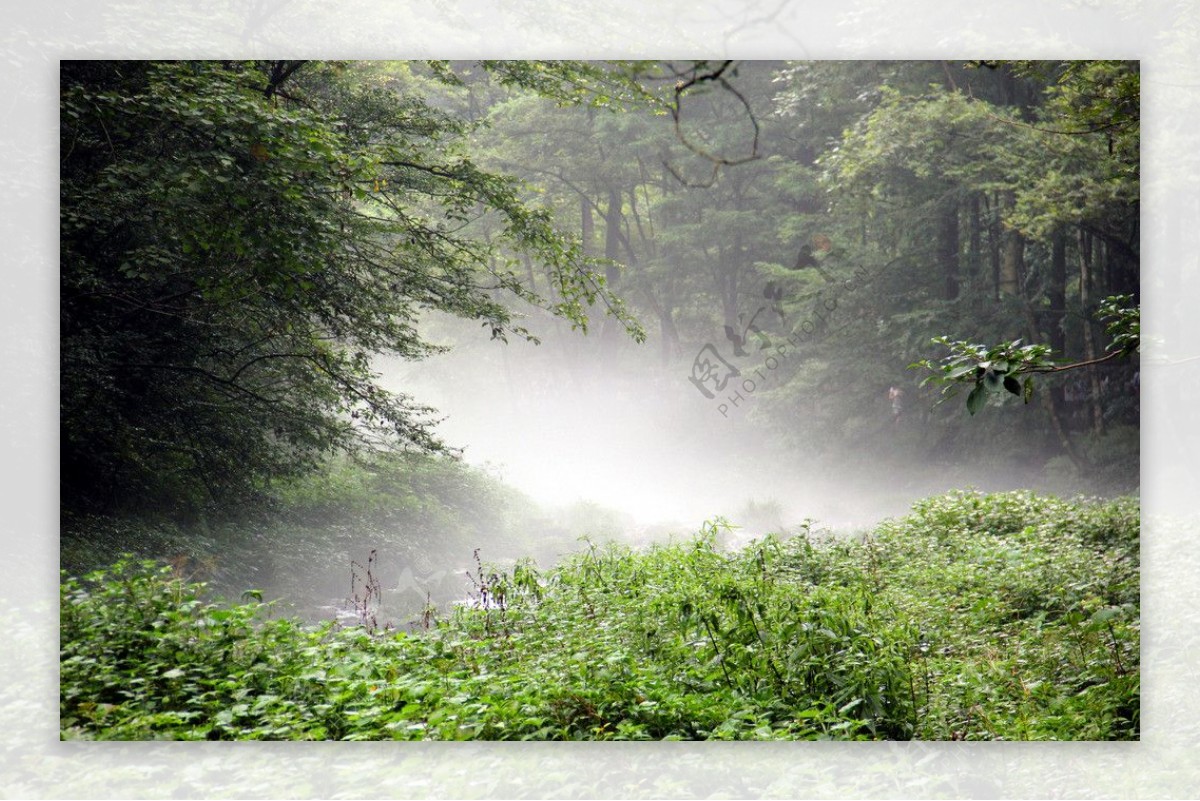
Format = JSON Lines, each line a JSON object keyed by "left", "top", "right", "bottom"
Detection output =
{"left": 60, "top": 491, "right": 1138, "bottom": 741}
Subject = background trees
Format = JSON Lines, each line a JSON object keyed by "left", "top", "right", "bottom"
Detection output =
{"left": 61, "top": 59, "right": 1139, "bottom": 527}
{"left": 469, "top": 59, "right": 1139, "bottom": 493}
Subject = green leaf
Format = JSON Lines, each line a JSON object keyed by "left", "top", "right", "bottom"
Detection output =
{"left": 947, "top": 364, "right": 977, "bottom": 381}
{"left": 966, "top": 383, "right": 987, "bottom": 415}
{"left": 838, "top": 698, "right": 863, "bottom": 715}
{"left": 1003, "top": 375, "right": 1021, "bottom": 396}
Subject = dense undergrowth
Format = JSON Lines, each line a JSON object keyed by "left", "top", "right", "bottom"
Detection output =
{"left": 60, "top": 490, "right": 1138, "bottom": 741}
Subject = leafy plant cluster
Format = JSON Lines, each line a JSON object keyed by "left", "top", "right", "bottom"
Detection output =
{"left": 913, "top": 293, "right": 1140, "bottom": 415}
{"left": 61, "top": 491, "right": 1138, "bottom": 741}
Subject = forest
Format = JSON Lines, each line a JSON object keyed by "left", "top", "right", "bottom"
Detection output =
{"left": 60, "top": 59, "right": 1139, "bottom": 741}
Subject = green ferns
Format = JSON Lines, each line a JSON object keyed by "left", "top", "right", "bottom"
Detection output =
{"left": 60, "top": 491, "right": 1138, "bottom": 741}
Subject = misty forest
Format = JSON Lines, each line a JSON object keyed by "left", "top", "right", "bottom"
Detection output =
{"left": 60, "top": 60, "right": 1139, "bottom": 741}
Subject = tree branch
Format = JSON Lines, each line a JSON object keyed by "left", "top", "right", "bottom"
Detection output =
{"left": 264, "top": 60, "right": 309, "bottom": 100}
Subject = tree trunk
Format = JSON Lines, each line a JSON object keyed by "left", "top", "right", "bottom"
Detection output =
{"left": 594, "top": 188, "right": 625, "bottom": 351}
{"left": 983, "top": 193, "right": 1001, "bottom": 300}
{"left": 938, "top": 195, "right": 960, "bottom": 300}
{"left": 1048, "top": 230, "right": 1068, "bottom": 409}
{"left": 1020, "top": 298, "right": 1087, "bottom": 473}
{"left": 998, "top": 192, "right": 1022, "bottom": 297}
{"left": 580, "top": 195, "right": 594, "bottom": 256}
{"left": 719, "top": 243, "right": 741, "bottom": 354}
{"left": 968, "top": 193, "right": 982, "bottom": 281}
{"left": 645, "top": 290, "right": 681, "bottom": 367}
{"left": 1048, "top": 231, "right": 1067, "bottom": 354}
{"left": 1038, "top": 381, "right": 1090, "bottom": 473}
{"left": 604, "top": 187, "right": 621, "bottom": 287}
{"left": 1078, "top": 228, "right": 1106, "bottom": 436}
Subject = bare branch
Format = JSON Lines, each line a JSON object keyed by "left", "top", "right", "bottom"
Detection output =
{"left": 663, "top": 60, "right": 762, "bottom": 187}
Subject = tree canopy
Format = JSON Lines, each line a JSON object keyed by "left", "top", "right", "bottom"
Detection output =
{"left": 60, "top": 60, "right": 648, "bottom": 516}
{"left": 61, "top": 59, "right": 1141, "bottom": 519}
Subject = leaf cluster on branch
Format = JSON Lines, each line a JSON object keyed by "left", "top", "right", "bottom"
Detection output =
{"left": 912, "top": 294, "right": 1139, "bottom": 415}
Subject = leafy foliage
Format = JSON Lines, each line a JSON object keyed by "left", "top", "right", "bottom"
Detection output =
{"left": 912, "top": 294, "right": 1140, "bottom": 414}
{"left": 62, "top": 491, "right": 1138, "bottom": 741}
{"left": 914, "top": 338, "right": 1052, "bottom": 414}
{"left": 1098, "top": 294, "right": 1140, "bottom": 358}
{"left": 60, "top": 60, "right": 645, "bottom": 517}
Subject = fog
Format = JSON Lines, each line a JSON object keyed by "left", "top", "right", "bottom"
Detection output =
{"left": 375, "top": 311, "right": 1062, "bottom": 548}
{"left": 215, "top": 303, "right": 1125, "bottom": 628}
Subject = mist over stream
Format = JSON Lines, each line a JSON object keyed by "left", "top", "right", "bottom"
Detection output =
{"left": 226, "top": 309, "right": 1092, "bottom": 631}
{"left": 384, "top": 313, "right": 1072, "bottom": 529}
{"left": 65, "top": 276, "right": 1126, "bottom": 634}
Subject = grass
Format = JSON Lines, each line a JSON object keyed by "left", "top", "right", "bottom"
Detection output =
{"left": 59, "top": 490, "right": 1138, "bottom": 741}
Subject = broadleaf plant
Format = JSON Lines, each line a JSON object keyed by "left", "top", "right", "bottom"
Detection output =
{"left": 912, "top": 294, "right": 1138, "bottom": 415}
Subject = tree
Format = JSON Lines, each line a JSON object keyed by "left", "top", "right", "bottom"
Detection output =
{"left": 909, "top": 61, "right": 1140, "bottom": 427}
{"left": 60, "top": 60, "right": 646, "bottom": 517}
{"left": 476, "top": 61, "right": 793, "bottom": 376}
{"left": 750, "top": 60, "right": 1137, "bottom": 484}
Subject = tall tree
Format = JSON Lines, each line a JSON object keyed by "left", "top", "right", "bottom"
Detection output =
{"left": 60, "top": 60, "right": 646, "bottom": 517}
